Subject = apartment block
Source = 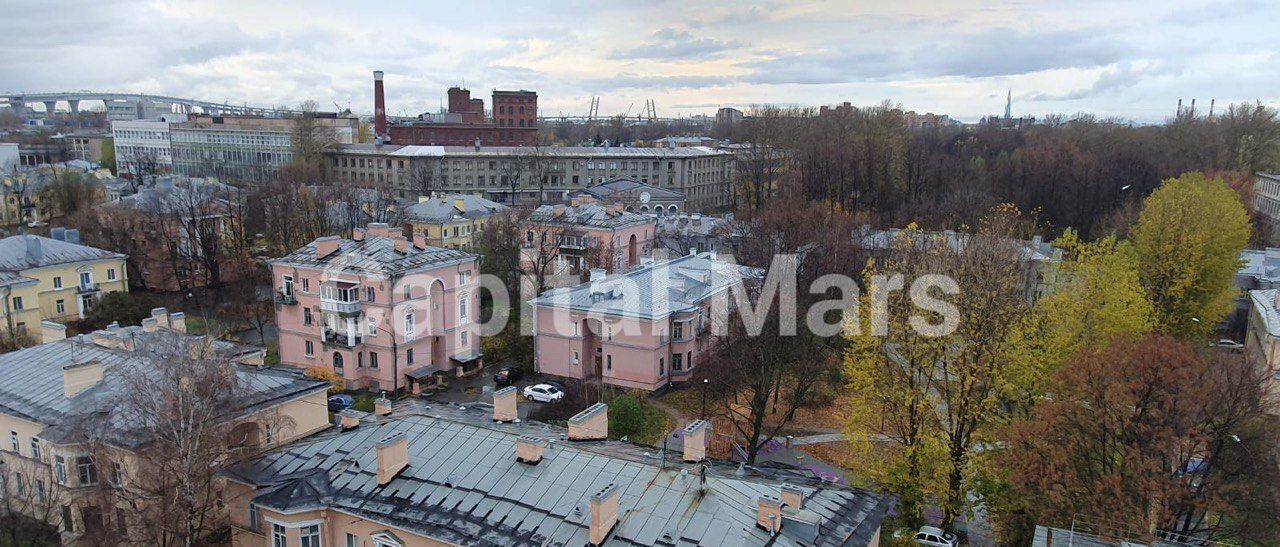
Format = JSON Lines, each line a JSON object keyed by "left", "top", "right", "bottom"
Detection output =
{"left": 521, "top": 196, "right": 656, "bottom": 276}
{"left": 531, "top": 252, "right": 759, "bottom": 391}
{"left": 399, "top": 193, "right": 511, "bottom": 251}
{"left": 269, "top": 223, "right": 482, "bottom": 392}
{"left": 0, "top": 231, "right": 128, "bottom": 328}
{"left": 324, "top": 144, "right": 734, "bottom": 211}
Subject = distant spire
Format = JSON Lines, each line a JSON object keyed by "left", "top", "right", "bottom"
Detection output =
{"left": 1004, "top": 89, "right": 1012, "bottom": 120}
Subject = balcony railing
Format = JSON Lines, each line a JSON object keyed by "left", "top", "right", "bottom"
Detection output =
{"left": 320, "top": 299, "right": 361, "bottom": 316}
{"left": 274, "top": 290, "right": 297, "bottom": 305}
{"left": 76, "top": 283, "right": 99, "bottom": 294}
{"left": 322, "top": 330, "right": 362, "bottom": 348}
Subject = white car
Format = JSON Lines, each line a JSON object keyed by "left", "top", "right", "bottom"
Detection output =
{"left": 913, "top": 526, "right": 958, "bottom": 547}
{"left": 522, "top": 384, "right": 564, "bottom": 403}
{"left": 1212, "top": 339, "right": 1245, "bottom": 353}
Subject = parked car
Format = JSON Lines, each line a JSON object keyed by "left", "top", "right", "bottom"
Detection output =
{"left": 544, "top": 379, "right": 567, "bottom": 393}
{"left": 913, "top": 526, "right": 958, "bottom": 547}
{"left": 1212, "top": 339, "right": 1245, "bottom": 353}
{"left": 522, "top": 384, "right": 564, "bottom": 403}
{"left": 493, "top": 366, "right": 525, "bottom": 386}
{"left": 327, "top": 394, "right": 355, "bottom": 412}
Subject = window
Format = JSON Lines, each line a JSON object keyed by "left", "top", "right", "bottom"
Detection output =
{"left": 248, "top": 504, "right": 260, "bottom": 533}
{"left": 367, "top": 317, "right": 377, "bottom": 336}
{"left": 673, "top": 321, "right": 683, "bottom": 340}
{"left": 14, "top": 473, "right": 24, "bottom": 495}
{"left": 28, "top": 438, "right": 39, "bottom": 460}
{"left": 370, "top": 351, "right": 379, "bottom": 369}
{"left": 81, "top": 293, "right": 94, "bottom": 313}
{"left": 107, "top": 268, "right": 117, "bottom": 281}
{"left": 77, "top": 456, "right": 98, "bottom": 486}
{"left": 271, "top": 524, "right": 286, "bottom": 547}
{"left": 54, "top": 455, "right": 67, "bottom": 483}
{"left": 303, "top": 308, "right": 313, "bottom": 326}
{"left": 56, "top": 299, "right": 65, "bottom": 314}
{"left": 8, "top": 431, "right": 16, "bottom": 452}
{"left": 606, "top": 355, "right": 612, "bottom": 371}
{"left": 673, "top": 353, "right": 683, "bottom": 372}
{"left": 346, "top": 533, "right": 359, "bottom": 547}
{"left": 459, "top": 296, "right": 469, "bottom": 322}
{"left": 687, "top": 351, "right": 692, "bottom": 370}
{"left": 460, "top": 332, "right": 468, "bottom": 348}
{"left": 403, "top": 310, "right": 416, "bottom": 340}
{"left": 305, "top": 340, "right": 314, "bottom": 357}
{"left": 572, "top": 350, "right": 579, "bottom": 364}
{"left": 301, "top": 278, "right": 311, "bottom": 292}
{"left": 282, "top": 275, "right": 294, "bottom": 297}
{"left": 79, "top": 271, "right": 92, "bottom": 287}
{"left": 365, "top": 286, "right": 375, "bottom": 302}
{"left": 300, "top": 524, "right": 321, "bottom": 547}
{"left": 53, "top": 276, "right": 62, "bottom": 289}
{"left": 10, "top": 296, "right": 21, "bottom": 311}
{"left": 659, "top": 357, "right": 665, "bottom": 376}
{"left": 406, "top": 348, "right": 415, "bottom": 364}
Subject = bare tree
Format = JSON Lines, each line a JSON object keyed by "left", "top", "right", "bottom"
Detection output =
{"left": 500, "top": 156, "right": 526, "bottom": 206}
{"left": 407, "top": 159, "right": 437, "bottom": 199}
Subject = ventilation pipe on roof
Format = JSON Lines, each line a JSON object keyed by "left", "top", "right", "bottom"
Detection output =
{"left": 393, "top": 236, "right": 408, "bottom": 253}
{"left": 412, "top": 233, "right": 427, "bottom": 250}
{"left": 62, "top": 359, "right": 103, "bottom": 398}
{"left": 516, "top": 435, "right": 546, "bottom": 465}
{"left": 756, "top": 494, "right": 783, "bottom": 535}
{"left": 353, "top": 228, "right": 365, "bottom": 241}
{"left": 780, "top": 484, "right": 804, "bottom": 510}
{"left": 169, "top": 312, "right": 187, "bottom": 333}
{"left": 375, "top": 431, "right": 409, "bottom": 485}
{"left": 589, "top": 483, "right": 620, "bottom": 545}
{"left": 682, "top": 420, "right": 709, "bottom": 463}
{"left": 315, "top": 236, "right": 341, "bottom": 259}
{"left": 374, "top": 392, "right": 392, "bottom": 416}
{"left": 493, "top": 386, "right": 518, "bottom": 422}
{"left": 568, "top": 403, "right": 608, "bottom": 441}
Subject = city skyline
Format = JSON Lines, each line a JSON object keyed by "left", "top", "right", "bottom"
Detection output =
{"left": 1, "top": 0, "right": 1278, "bottom": 123}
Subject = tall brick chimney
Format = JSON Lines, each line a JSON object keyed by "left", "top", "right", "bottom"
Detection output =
{"left": 373, "top": 70, "right": 387, "bottom": 142}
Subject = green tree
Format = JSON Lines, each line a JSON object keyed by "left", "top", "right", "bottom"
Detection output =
{"left": 79, "top": 291, "right": 160, "bottom": 331}
{"left": 100, "top": 137, "right": 116, "bottom": 173}
{"left": 1132, "top": 172, "right": 1251, "bottom": 339}
{"left": 607, "top": 395, "right": 646, "bottom": 439}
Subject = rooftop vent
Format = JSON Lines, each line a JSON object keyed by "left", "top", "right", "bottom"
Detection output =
{"left": 516, "top": 435, "right": 547, "bottom": 465}
{"left": 339, "top": 409, "right": 361, "bottom": 430}
{"left": 62, "top": 359, "right": 103, "bottom": 398}
{"left": 682, "top": 420, "right": 710, "bottom": 463}
{"left": 315, "top": 235, "right": 341, "bottom": 259}
{"left": 375, "top": 431, "right": 409, "bottom": 485}
{"left": 756, "top": 494, "right": 783, "bottom": 535}
{"left": 568, "top": 403, "right": 608, "bottom": 441}
{"left": 589, "top": 483, "right": 620, "bottom": 545}
{"left": 493, "top": 386, "right": 517, "bottom": 423}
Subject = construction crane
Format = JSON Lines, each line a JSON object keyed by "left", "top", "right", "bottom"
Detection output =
{"left": 587, "top": 97, "right": 600, "bottom": 121}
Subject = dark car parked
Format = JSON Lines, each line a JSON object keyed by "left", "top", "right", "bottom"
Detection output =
{"left": 493, "top": 366, "right": 524, "bottom": 386}
{"left": 327, "top": 394, "right": 355, "bottom": 412}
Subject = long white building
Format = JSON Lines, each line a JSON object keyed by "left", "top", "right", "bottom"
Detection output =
{"left": 325, "top": 144, "right": 735, "bottom": 212}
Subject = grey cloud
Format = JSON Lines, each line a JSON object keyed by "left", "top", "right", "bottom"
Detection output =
{"left": 581, "top": 73, "right": 734, "bottom": 92}
{"left": 1027, "top": 62, "right": 1177, "bottom": 101}
{"left": 608, "top": 28, "right": 746, "bottom": 60}
{"left": 740, "top": 28, "right": 1127, "bottom": 85}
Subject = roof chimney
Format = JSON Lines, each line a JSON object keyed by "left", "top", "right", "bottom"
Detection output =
{"left": 375, "top": 431, "right": 409, "bottom": 485}
{"left": 150, "top": 307, "right": 169, "bottom": 329}
{"left": 315, "top": 236, "right": 341, "bottom": 259}
{"left": 756, "top": 494, "right": 783, "bottom": 535}
{"left": 64, "top": 229, "right": 79, "bottom": 245}
{"left": 353, "top": 228, "right": 365, "bottom": 241}
{"left": 568, "top": 402, "right": 608, "bottom": 441}
{"left": 339, "top": 409, "right": 361, "bottom": 430}
{"left": 780, "top": 484, "right": 804, "bottom": 509}
{"left": 374, "top": 393, "right": 392, "bottom": 416}
{"left": 493, "top": 385, "right": 518, "bottom": 422}
{"left": 552, "top": 204, "right": 566, "bottom": 217}
{"left": 412, "top": 233, "right": 427, "bottom": 250}
{"left": 141, "top": 317, "right": 159, "bottom": 332}
{"left": 682, "top": 420, "right": 710, "bottom": 463}
{"left": 169, "top": 312, "right": 187, "bottom": 333}
{"left": 63, "top": 359, "right": 104, "bottom": 398}
{"left": 373, "top": 70, "right": 387, "bottom": 142}
{"left": 24, "top": 236, "right": 42, "bottom": 262}
{"left": 40, "top": 320, "right": 66, "bottom": 344}
{"left": 589, "top": 483, "right": 620, "bottom": 545}
{"left": 515, "top": 435, "right": 546, "bottom": 465}
{"left": 393, "top": 236, "right": 408, "bottom": 253}
{"left": 367, "top": 222, "right": 390, "bottom": 237}
{"left": 454, "top": 197, "right": 467, "bottom": 212}
{"left": 51, "top": 227, "right": 65, "bottom": 241}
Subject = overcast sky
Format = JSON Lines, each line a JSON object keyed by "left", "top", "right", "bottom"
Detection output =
{"left": 1, "top": 0, "right": 1277, "bottom": 122}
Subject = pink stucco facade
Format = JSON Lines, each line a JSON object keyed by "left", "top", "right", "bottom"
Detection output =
{"left": 271, "top": 228, "right": 482, "bottom": 393}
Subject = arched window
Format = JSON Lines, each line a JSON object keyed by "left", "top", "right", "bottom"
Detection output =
{"left": 333, "top": 352, "right": 344, "bottom": 372}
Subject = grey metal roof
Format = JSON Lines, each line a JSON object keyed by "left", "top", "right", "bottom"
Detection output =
{"left": 0, "top": 234, "right": 126, "bottom": 271}
{"left": 269, "top": 234, "right": 478, "bottom": 276}
{"left": 0, "top": 270, "right": 37, "bottom": 288}
{"left": 224, "top": 403, "right": 889, "bottom": 546}
{"left": 853, "top": 227, "right": 1064, "bottom": 263}
{"left": 0, "top": 327, "right": 328, "bottom": 447}
{"left": 572, "top": 178, "right": 686, "bottom": 201}
{"left": 115, "top": 178, "right": 234, "bottom": 215}
{"left": 530, "top": 253, "right": 760, "bottom": 320}
{"left": 526, "top": 202, "right": 653, "bottom": 230}
{"left": 402, "top": 195, "right": 511, "bottom": 224}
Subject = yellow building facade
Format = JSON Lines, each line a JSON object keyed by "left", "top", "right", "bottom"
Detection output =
{"left": 0, "top": 233, "right": 128, "bottom": 326}
{"left": 400, "top": 194, "right": 511, "bottom": 251}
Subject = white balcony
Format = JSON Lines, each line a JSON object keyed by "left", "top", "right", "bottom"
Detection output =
{"left": 320, "top": 299, "right": 361, "bottom": 316}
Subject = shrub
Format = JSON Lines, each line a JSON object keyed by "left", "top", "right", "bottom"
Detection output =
{"left": 78, "top": 291, "right": 160, "bottom": 331}
{"left": 303, "top": 365, "right": 344, "bottom": 394}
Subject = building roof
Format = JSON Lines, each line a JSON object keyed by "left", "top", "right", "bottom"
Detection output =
{"left": 531, "top": 253, "right": 760, "bottom": 320}
{"left": 0, "top": 270, "right": 37, "bottom": 288}
{"left": 224, "top": 402, "right": 889, "bottom": 547}
{"left": 0, "top": 326, "right": 328, "bottom": 447}
{"left": 853, "top": 227, "right": 1064, "bottom": 263}
{"left": 1237, "top": 248, "right": 1280, "bottom": 289}
{"left": 402, "top": 194, "right": 511, "bottom": 224}
{"left": 334, "top": 144, "right": 729, "bottom": 158}
{"left": 270, "top": 232, "right": 477, "bottom": 276}
{"left": 526, "top": 201, "right": 653, "bottom": 231}
{"left": 114, "top": 178, "right": 234, "bottom": 215}
{"left": 571, "top": 178, "right": 685, "bottom": 202}
{"left": 0, "top": 234, "right": 126, "bottom": 271}
{"left": 656, "top": 214, "right": 728, "bottom": 238}
{"left": 1249, "top": 289, "right": 1280, "bottom": 337}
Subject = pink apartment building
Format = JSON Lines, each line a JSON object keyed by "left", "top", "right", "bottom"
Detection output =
{"left": 531, "top": 252, "right": 759, "bottom": 391}
{"left": 269, "top": 223, "right": 482, "bottom": 393}
{"left": 520, "top": 196, "right": 656, "bottom": 277}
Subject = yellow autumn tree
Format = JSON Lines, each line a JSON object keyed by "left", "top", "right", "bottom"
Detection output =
{"left": 303, "top": 365, "right": 345, "bottom": 394}
{"left": 1132, "top": 172, "right": 1251, "bottom": 340}
{"left": 1001, "top": 230, "right": 1156, "bottom": 408}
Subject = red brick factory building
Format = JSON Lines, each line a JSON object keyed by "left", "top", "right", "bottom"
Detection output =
{"left": 371, "top": 70, "right": 539, "bottom": 146}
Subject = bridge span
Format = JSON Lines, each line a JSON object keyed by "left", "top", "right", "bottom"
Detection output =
{"left": 0, "top": 92, "right": 304, "bottom": 120}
